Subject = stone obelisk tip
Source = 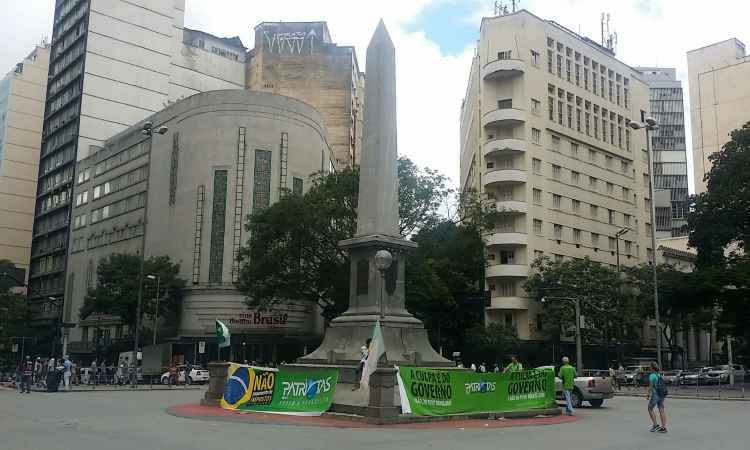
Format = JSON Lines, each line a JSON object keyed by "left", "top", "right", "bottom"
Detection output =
{"left": 369, "top": 19, "right": 393, "bottom": 49}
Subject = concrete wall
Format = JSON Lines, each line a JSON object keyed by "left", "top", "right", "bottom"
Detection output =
{"left": 687, "top": 38, "right": 750, "bottom": 193}
{"left": 65, "top": 90, "right": 330, "bottom": 348}
{"left": 247, "top": 22, "right": 363, "bottom": 170}
{"left": 0, "top": 45, "right": 49, "bottom": 277}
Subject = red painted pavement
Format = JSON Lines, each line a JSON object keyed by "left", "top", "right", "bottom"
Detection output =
{"left": 167, "top": 404, "right": 581, "bottom": 429}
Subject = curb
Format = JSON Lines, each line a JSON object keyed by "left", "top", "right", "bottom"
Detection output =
{"left": 322, "top": 406, "right": 562, "bottom": 425}
{"left": 0, "top": 383, "right": 204, "bottom": 393}
{"left": 613, "top": 392, "right": 750, "bottom": 402}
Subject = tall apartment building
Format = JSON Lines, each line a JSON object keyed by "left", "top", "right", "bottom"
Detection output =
{"left": 0, "top": 45, "right": 50, "bottom": 279}
{"left": 30, "top": 0, "right": 245, "bottom": 320}
{"left": 246, "top": 22, "right": 365, "bottom": 170}
{"left": 687, "top": 38, "right": 750, "bottom": 194}
{"left": 635, "top": 68, "right": 688, "bottom": 238}
{"left": 460, "top": 10, "right": 652, "bottom": 339}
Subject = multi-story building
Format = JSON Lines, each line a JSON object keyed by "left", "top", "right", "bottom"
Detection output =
{"left": 30, "top": 0, "right": 245, "bottom": 326}
{"left": 0, "top": 44, "right": 50, "bottom": 281}
{"left": 246, "top": 22, "right": 365, "bottom": 170}
{"left": 460, "top": 10, "right": 653, "bottom": 339}
{"left": 64, "top": 90, "right": 330, "bottom": 362}
{"left": 635, "top": 68, "right": 689, "bottom": 238}
{"left": 687, "top": 38, "right": 750, "bottom": 194}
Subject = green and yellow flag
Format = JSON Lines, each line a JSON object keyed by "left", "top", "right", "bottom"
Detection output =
{"left": 216, "top": 320, "right": 231, "bottom": 348}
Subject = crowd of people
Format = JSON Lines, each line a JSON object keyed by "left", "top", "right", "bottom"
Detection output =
{"left": 457, "top": 355, "right": 525, "bottom": 373}
{"left": 12, "top": 355, "right": 143, "bottom": 392}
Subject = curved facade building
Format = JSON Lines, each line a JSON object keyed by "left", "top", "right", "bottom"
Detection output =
{"left": 64, "top": 90, "right": 330, "bottom": 362}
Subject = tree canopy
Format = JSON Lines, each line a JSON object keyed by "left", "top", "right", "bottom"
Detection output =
{"left": 0, "top": 260, "right": 28, "bottom": 370}
{"left": 80, "top": 254, "right": 185, "bottom": 331}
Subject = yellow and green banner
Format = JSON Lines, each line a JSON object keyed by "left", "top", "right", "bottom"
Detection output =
{"left": 221, "top": 363, "right": 338, "bottom": 416}
{"left": 398, "top": 367, "right": 555, "bottom": 416}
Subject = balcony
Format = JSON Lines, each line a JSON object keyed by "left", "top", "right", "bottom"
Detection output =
{"left": 495, "top": 200, "right": 527, "bottom": 214}
{"left": 484, "top": 168, "right": 526, "bottom": 187}
{"left": 482, "top": 108, "right": 525, "bottom": 128}
{"left": 486, "top": 264, "right": 529, "bottom": 278}
{"left": 486, "top": 296, "right": 533, "bottom": 310}
{"left": 483, "top": 138, "right": 525, "bottom": 157}
{"left": 486, "top": 232, "right": 528, "bottom": 247}
{"left": 482, "top": 59, "right": 525, "bottom": 80}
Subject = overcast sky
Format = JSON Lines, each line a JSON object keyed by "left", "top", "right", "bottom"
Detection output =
{"left": 2, "top": 0, "right": 749, "bottom": 194}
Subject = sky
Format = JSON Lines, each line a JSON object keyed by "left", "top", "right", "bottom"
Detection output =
{"left": 2, "top": 0, "right": 750, "bottom": 194}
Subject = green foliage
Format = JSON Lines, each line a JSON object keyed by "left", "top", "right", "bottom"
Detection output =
{"left": 463, "top": 323, "right": 519, "bottom": 365}
{"left": 405, "top": 220, "right": 487, "bottom": 353}
{"left": 688, "top": 121, "right": 750, "bottom": 267}
{"left": 79, "top": 254, "right": 185, "bottom": 329}
{"left": 524, "top": 257, "right": 640, "bottom": 346}
{"left": 0, "top": 260, "right": 28, "bottom": 369}
{"left": 238, "top": 157, "right": 457, "bottom": 320}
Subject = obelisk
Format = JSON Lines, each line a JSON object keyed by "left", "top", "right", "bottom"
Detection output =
{"left": 298, "top": 21, "right": 451, "bottom": 368}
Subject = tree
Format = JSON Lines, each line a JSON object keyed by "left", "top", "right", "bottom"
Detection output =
{"left": 238, "top": 157, "right": 455, "bottom": 320}
{"left": 463, "top": 323, "right": 519, "bottom": 366}
{"left": 79, "top": 254, "right": 185, "bottom": 332}
{"left": 0, "top": 260, "right": 28, "bottom": 370}
{"left": 688, "top": 121, "right": 750, "bottom": 267}
{"left": 524, "top": 257, "right": 641, "bottom": 353}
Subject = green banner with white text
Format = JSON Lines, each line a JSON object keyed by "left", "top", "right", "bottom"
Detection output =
{"left": 398, "top": 367, "right": 555, "bottom": 416}
{"left": 221, "top": 363, "right": 338, "bottom": 416}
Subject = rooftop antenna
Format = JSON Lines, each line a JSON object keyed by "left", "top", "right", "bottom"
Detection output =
{"left": 494, "top": 0, "right": 518, "bottom": 16}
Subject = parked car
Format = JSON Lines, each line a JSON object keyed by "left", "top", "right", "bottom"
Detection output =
{"left": 537, "top": 366, "right": 614, "bottom": 408}
{"left": 623, "top": 365, "right": 650, "bottom": 385}
{"left": 160, "top": 365, "right": 208, "bottom": 385}
{"left": 661, "top": 370, "right": 685, "bottom": 385}
{"left": 706, "top": 365, "right": 746, "bottom": 383}
{"left": 681, "top": 367, "right": 714, "bottom": 385}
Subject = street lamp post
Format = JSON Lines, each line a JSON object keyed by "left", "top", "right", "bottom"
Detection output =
{"left": 614, "top": 227, "right": 631, "bottom": 273}
{"left": 542, "top": 296, "right": 583, "bottom": 374}
{"left": 147, "top": 274, "right": 160, "bottom": 346}
{"left": 628, "top": 117, "right": 662, "bottom": 369}
{"left": 132, "top": 121, "right": 168, "bottom": 388}
{"left": 374, "top": 250, "right": 394, "bottom": 318}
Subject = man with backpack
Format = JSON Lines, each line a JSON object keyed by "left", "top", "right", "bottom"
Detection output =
{"left": 647, "top": 361, "right": 668, "bottom": 433}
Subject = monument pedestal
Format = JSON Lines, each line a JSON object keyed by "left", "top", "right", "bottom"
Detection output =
{"left": 297, "top": 234, "right": 452, "bottom": 368}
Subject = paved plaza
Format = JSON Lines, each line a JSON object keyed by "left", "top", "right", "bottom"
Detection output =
{"left": 1, "top": 386, "right": 749, "bottom": 450}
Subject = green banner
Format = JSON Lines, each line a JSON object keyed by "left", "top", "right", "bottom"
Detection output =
{"left": 398, "top": 367, "right": 555, "bottom": 416}
{"left": 221, "top": 364, "right": 338, "bottom": 416}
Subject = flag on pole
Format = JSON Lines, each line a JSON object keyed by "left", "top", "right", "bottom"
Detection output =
{"left": 361, "top": 320, "right": 385, "bottom": 388}
{"left": 216, "top": 320, "right": 231, "bottom": 348}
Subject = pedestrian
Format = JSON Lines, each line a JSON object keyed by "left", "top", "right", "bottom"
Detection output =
{"left": 21, "top": 356, "right": 33, "bottom": 394}
{"left": 503, "top": 355, "right": 523, "bottom": 373}
{"left": 617, "top": 363, "right": 625, "bottom": 390}
{"left": 89, "top": 360, "right": 98, "bottom": 386}
{"left": 479, "top": 362, "right": 487, "bottom": 373}
{"left": 559, "top": 356, "right": 577, "bottom": 415}
{"left": 647, "top": 361, "right": 668, "bottom": 433}
{"left": 493, "top": 363, "right": 500, "bottom": 373}
{"left": 34, "top": 357, "right": 43, "bottom": 386}
{"left": 127, "top": 361, "right": 135, "bottom": 387}
{"left": 184, "top": 360, "right": 193, "bottom": 385}
{"left": 470, "top": 362, "right": 477, "bottom": 372}
{"left": 62, "top": 355, "right": 73, "bottom": 391}
{"left": 352, "top": 339, "right": 371, "bottom": 391}
{"left": 609, "top": 365, "right": 619, "bottom": 390}
{"left": 169, "top": 362, "right": 178, "bottom": 387}
{"left": 118, "top": 360, "right": 126, "bottom": 385}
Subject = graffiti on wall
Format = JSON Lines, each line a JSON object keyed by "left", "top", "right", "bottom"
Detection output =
{"left": 263, "top": 29, "right": 318, "bottom": 55}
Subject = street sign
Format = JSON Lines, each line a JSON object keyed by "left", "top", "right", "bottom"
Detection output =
{"left": 198, "top": 341, "right": 206, "bottom": 354}
{"left": 136, "top": 351, "right": 142, "bottom": 360}
{"left": 12, "top": 343, "right": 18, "bottom": 353}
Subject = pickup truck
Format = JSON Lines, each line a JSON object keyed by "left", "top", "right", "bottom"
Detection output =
{"left": 537, "top": 366, "right": 614, "bottom": 408}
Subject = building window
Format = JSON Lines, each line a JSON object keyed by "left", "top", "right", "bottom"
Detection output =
{"left": 643, "top": 173, "right": 650, "bottom": 189}
{"left": 532, "top": 158, "right": 542, "bottom": 173}
{"left": 590, "top": 204, "right": 598, "bottom": 218}
{"left": 606, "top": 182, "right": 614, "bottom": 194}
{"left": 554, "top": 224, "right": 563, "bottom": 240}
{"left": 557, "top": 54, "right": 562, "bottom": 77}
{"left": 566, "top": 59, "right": 571, "bottom": 82}
{"left": 624, "top": 214, "right": 631, "bottom": 226}
{"left": 621, "top": 160, "right": 629, "bottom": 174}
{"left": 589, "top": 176, "right": 598, "bottom": 189}
{"left": 499, "top": 250, "right": 515, "bottom": 264}
{"left": 531, "top": 98, "right": 541, "bottom": 116}
{"left": 605, "top": 155, "right": 613, "bottom": 168}
{"left": 533, "top": 188, "right": 542, "bottom": 204}
{"left": 608, "top": 209, "right": 616, "bottom": 225}
{"left": 292, "top": 177, "right": 303, "bottom": 196}
{"left": 534, "top": 219, "right": 543, "bottom": 235}
{"left": 531, "top": 50, "right": 540, "bottom": 67}
{"left": 573, "top": 228, "right": 581, "bottom": 243}
{"left": 548, "top": 97, "right": 554, "bottom": 121}
{"left": 497, "top": 218, "right": 515, "bottom": 233}
{"left": 498, "top": 50, "right": 513, "bottom": 60}
{"left": 571, "top": 171, "right": 579, "bottom": 184}
{"left": 552, "top": 164, "right": 561, "bottom": 180}
{"left": 552, "top": 194, "right": 561, "bottom": 209}
{"left": 591, "top": 233, "right": 599, "bottom": 248}
{"left": 626, "top": 129, "right": 631, "bottom": 151}
{"left": 208, "top": 170, "right": 228, "bottom": 283}
{"left": 498, "top": 99, "right": 512, "bottom": 109}
{"left": 570, "top": 143, "right": 579, "bottom": 158}
{"left": 547, "top": 50, "right": 553, "bottom": 73}
{"left": 609, "top": 237, "right": 616, "bottom": 251}
{"left": 497, "top": 186, "right": 513, "bottom": 200}
{"left": 624, "top": 240, "right": 633, "bottom": 254}
{"left": 588, "top": 149, "right": 597, "bottom": 162}
{"left": 558, "top": 101, "right": 564, "bottom": 125}
{"left": 575, "top": 64, "right": 580, "bottom": 86}
{"left": 253, "top": 150, "right": 272, "bottom": 211}
{"left": 572, "top": 199, "right": 581, "bottom": 213}
{"left": 585, "top": 112, "right": 590, "bottom": 135}
{"left": 584, "top": 68, "right": 589, "bottom": 89}
{"left": 646, "top": 223, "right": 652, "bottom": 237}
{"left": 529, "top": 128, "right": 540, "bottom": 146}
{"left": 622, "top": 187, "right": 630, "bottom": 200}
{"left": 499, "top": 282, "right": 516, "bottom": 297}
{"left": 566, "top": 104, "right": 573, "bottom": 128}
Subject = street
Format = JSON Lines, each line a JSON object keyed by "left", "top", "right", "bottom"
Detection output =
{"left": 1, "top": 387, "right": 748, "bottom": 450}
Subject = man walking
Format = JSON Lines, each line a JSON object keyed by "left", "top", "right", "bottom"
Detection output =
{"left": 503, "top": 355, "right": 523, "bottom": 373}
{"left": 559, "top": 356, "right": 577, "bottom": 415}
{"left": 184, "top": 360, "right": 193, "bottom": 386}
{"left": 89, "top": 360, "right": 98, "bottom": 386}
{"left": 647, "top": 361, "right": 668, "bottom": 433}
{"left": 20, "top": 356, "right": 33, "bottom": 394}
{"left": 62, "top": 356, "right": 73, "bottom": 391}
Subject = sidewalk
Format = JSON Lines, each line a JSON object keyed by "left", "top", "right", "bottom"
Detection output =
{"left": 614, "top": 385, "right": 749, "bottom": 401}
{"left": 1, "top": 381, "right": 205, "bottom": 393}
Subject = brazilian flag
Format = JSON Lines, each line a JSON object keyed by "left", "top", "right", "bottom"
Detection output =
{"left": 216, "top": 319, "right": 231, "bottom": 348}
